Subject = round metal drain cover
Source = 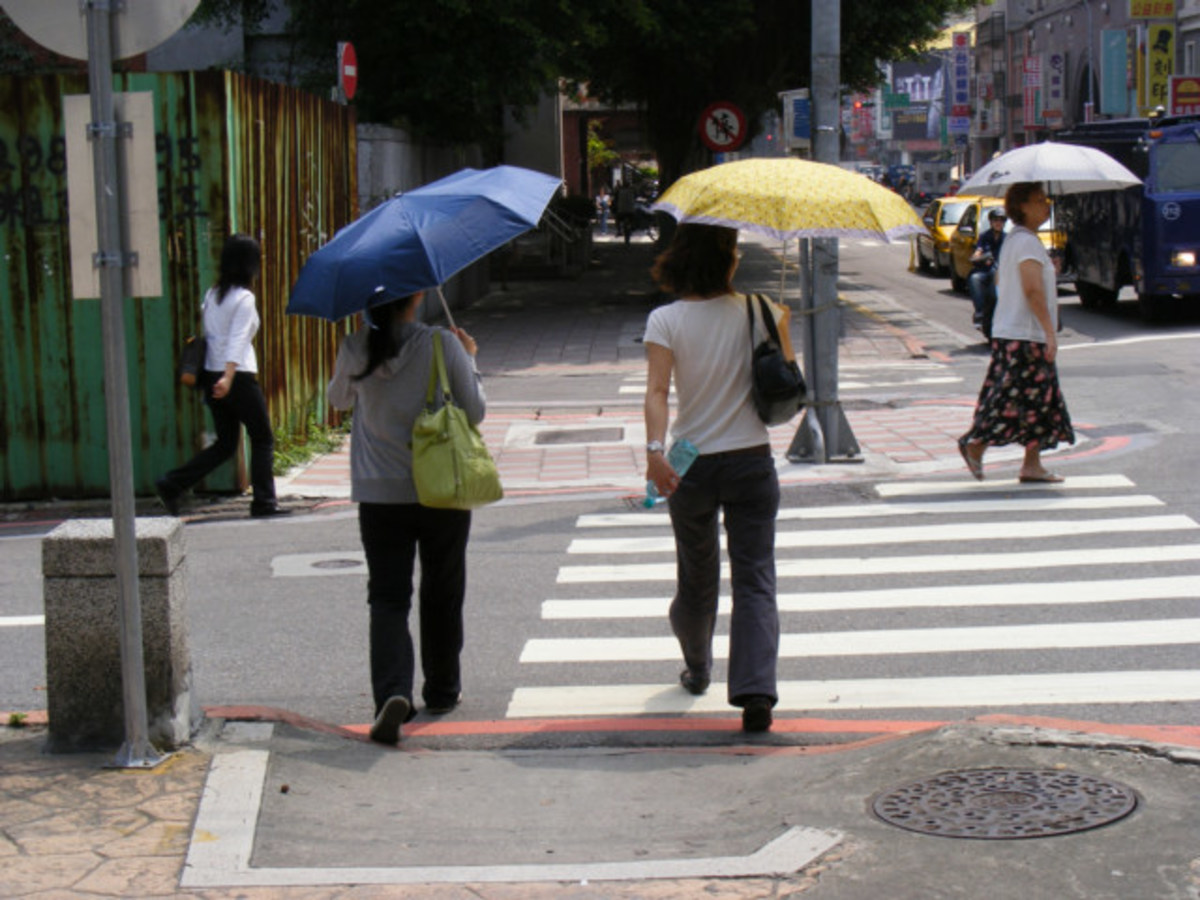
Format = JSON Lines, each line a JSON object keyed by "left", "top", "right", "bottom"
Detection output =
{"left": 872, "top": 768, "right": 1137, "bottom": 840}
{"left": 311, "top": 558, "right": 364, "bottom": 570}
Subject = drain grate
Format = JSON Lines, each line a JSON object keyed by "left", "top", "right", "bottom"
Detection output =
{"left": 871, "top": 768, "right": 1138, "bottom": 840}
{"left": 533, "top": 427, "right": 625, "bottom": 445}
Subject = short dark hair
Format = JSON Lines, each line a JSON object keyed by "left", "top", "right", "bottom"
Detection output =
{"left": 650, "top": 224, "right": 739, "bottom": 296}
{"left": 1004, "top": 182, "right": 1044, "bottom": 226}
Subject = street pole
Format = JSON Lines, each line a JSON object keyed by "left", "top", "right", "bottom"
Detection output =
{"left": 788, "top": 0, "right": 860, "bottom": 463}
{"left": 85, "top": 0, "right": 164, "bottom": 770}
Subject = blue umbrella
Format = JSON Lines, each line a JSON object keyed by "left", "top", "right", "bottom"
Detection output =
{"left": 286, "top": 165, "right": 562, "bottom": 322}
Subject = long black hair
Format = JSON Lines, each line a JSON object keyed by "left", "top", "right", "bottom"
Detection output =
{"left": 214, "top": 234, "right": 261, "bottom": 304}
{"left": 353, "top": 294, "right": 418, "bottom": 381}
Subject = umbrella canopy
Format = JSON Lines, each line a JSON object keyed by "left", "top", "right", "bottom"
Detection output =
{"left": 651, "top": 158, "right": 925, "bottom": 243}
{"left": 958, "top": 142, "right": 1142, "bottom": 197}
{"left": 287, "top": 165, "right": 562, "bottom": 322}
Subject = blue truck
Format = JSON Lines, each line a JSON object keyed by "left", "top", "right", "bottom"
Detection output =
{"left": 1054, "top": 115, "right": 1200, "bottom": 321}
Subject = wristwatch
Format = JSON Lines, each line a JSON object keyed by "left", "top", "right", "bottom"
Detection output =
{"left": 646, "top": 440, "right": 665, "bottom": 455}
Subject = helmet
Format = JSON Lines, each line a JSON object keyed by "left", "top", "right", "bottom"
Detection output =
{"left": 987, "top": 208, "right": 1007, "bottom": 221}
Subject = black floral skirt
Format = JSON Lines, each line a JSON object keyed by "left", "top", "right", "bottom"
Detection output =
{"left": 963, "top": 339, "right": 1075, "bottom": 450}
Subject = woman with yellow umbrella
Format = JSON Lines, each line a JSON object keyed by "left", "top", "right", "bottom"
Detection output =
{"left": 647, "top": 159, "right": 923, "bottom": 732}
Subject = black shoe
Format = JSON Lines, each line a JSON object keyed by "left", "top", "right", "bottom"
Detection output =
{"left": 250, "top": 504, "right": 293, "bottom": 518}
{"left": 369, "top": 696, "right": 411, "bottom": 745}
{"left": 679, "top": 669, "right": 710, "bottom": 696}
{"left": 741, "top": 696, "right": 774, "bottom": 733}
{"left": 425, "top": 693, "right": 462, "bottom": 715}
{"left": 154, "top": 479, "right": 181, "bottom": 517}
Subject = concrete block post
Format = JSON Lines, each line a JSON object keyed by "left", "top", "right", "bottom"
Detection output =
{"left": 41, "top": 518, "right": 198, "bottom": 752}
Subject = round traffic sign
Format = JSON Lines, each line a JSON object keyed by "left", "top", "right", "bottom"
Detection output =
{"left": 1, "top": 0, "right": 201, "bottom": 61}
{"left": 699, "top": 101, "right": 747, "bottom": 152}
{"left": 338, "top": 42, "right": 358, "bottom": 101}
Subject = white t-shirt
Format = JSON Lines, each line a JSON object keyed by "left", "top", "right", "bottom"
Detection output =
{"left": 992, "top": 226, "right": 1056, "bottom": 343}
{"left": 643, "top": 293, "right": 784, "bottom": 454}
{"left": 202, "top": 286, "right": 260, "bottom": 374}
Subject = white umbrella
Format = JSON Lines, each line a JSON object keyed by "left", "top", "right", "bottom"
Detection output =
{"left": 959, "top": 142, "right": 1142, "bottom": 196}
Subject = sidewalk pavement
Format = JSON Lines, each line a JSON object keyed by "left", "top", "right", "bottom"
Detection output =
{"left": 270, "top": 232, "right": 1063, "bottom": 510}
{"left": 5, "top": 235, "right": 1190, "bottom": 898}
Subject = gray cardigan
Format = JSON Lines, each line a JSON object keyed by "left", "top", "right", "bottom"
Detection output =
{"left": 328, "top": 321, "right": 487, "bottom": 504}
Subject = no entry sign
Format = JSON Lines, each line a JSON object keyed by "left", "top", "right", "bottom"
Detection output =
{"left": 699, "top": 101, "right": 746, "bottom": 151}
{"left": 338, "top": 42, "right": 358, "bottom": 101}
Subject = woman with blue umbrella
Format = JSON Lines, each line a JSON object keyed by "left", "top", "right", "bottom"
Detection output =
{"left": 328, "top": 291, "right": 485, "bottom": 745}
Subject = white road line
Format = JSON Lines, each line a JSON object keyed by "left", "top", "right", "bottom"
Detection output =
{"left": 519, "top": 617, "right": 1200, "bottom": 663}
{"left": 566, "top": 515, "right": 1196, "bottom": 555}
{"left": 840, "top": 377, "right": 963, "bottom": 390}
{"left": 541, "top": 576, "right": 1200, "bottom": 619}
{"left": 557, "top": 543, "right": 1200, "bottom": 583}
{"left": 0, "top": 615, "right": 44, "bottom": 627}
{"left": 576, "top": 494, "right": 1164, "bottom": 529}
{"left": 506, "top": 670, "right": 1200, "bottom": 718}
{"left": 875, "top": 475, "right": 1135, "bottom": 496}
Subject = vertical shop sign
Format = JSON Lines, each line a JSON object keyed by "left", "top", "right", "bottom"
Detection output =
{"left": 1044, "top": 52, "right": 1066, "bottom": 128}
{"left": 1023, "top": 55, "right": 1043, "bottom": 128}
{"left": 949, "top": 31, "right": 971, "bottom": 135}
{"left": 1101, "top": 29, "right": 1129, "bottom": 114}
{"left": 1145, "top": 24, "right": 1174, "bottom": 113}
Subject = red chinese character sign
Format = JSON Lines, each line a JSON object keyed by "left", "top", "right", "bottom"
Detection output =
{"left": 699, "top": 102, "right": 747, "bottom": 152}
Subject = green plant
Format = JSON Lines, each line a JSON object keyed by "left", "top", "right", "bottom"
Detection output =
{"left": 7, "top": 712, "right": 27, "bottom": 728}
{"left": 273, "top": 413, "right": 349, "bottom": 477}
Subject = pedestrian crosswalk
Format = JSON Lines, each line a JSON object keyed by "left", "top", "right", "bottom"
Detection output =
{"left": 507, "top": 474, "right": 1200, "bottom": 721}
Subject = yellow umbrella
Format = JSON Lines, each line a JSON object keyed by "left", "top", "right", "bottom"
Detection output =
{"left": 652, "top": 157, "right": 925, "bottom": 243}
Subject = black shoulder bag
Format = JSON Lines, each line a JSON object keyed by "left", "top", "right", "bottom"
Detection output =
{"left": 746, "top": 293, "right": 806, "bottom": 426}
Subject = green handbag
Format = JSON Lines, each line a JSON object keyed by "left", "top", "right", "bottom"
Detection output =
{"left": 411, "top": 332, "right": 503, "bottom": 510}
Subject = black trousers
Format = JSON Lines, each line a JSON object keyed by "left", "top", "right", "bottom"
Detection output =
{"left": 359, "top": 501, "right": 472, "bottom": 715}
{"left": 160, "top": 371, "right": 277, "bottom": 510}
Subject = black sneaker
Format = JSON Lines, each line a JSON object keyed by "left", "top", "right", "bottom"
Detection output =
{"left": 369, "top": 696, "right": 411, "bottom": 745}
{"left": 250, "top": 504, "right": 293, "bottom": 518}
{"left": 154, "top": 479, "right": 181, "bottom": 517}
{"left": 425, "top": 693, "right": 462, "bottom": 715}
{"left": 741, "top": 696, "right": 774, "bottom": 733}
{"left": 679, "top": 669, "right": 710, "bottom": 696}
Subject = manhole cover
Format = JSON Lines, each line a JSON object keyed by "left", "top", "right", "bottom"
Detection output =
{"left": 871, "top": 769, "right": 1137, "bottom": 840}
{"left": 534, "top": 428, "right": 624, "bottom": 445}
{"left": 311, "top": 558, "right": 364, "bottom": 570}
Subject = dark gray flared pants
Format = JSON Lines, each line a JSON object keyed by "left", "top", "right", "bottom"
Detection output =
{"left": 666, "top": 449, "right": 780, "bottom": 706}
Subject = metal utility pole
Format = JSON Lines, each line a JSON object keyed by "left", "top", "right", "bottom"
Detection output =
{"left": 788, "top": 0, "right": 861, "bottom": 463}
{"left": 85, "top": 0, "right": 163, "bottom": 770}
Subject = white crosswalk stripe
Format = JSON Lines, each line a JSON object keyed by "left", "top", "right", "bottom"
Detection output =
{"left": 509, "top": 475, "right": 1200, "bottom": 721}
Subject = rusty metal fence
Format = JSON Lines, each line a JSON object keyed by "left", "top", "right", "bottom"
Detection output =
{"left": 0, "top": 71, "right": 356, "bottom": 500}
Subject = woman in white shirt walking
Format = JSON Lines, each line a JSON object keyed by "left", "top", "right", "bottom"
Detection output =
{"left": 958, "top": 182, "right": 1074, "bottom": 483}
{"left": 156, "top": 234, "right": 287, "bottom": 518}
{"left": 643, "top": 224, "right": 786, "bottom": 733}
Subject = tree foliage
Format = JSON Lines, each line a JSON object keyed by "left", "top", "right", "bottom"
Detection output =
{"left": 565, "top": 0, "right": 976, "bottom": 185}
{"left": 201, "top": 0, "right": 974, "bottom": 178}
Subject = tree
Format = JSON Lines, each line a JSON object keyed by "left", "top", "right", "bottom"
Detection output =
{"left": 194, "top": 0, "right": 972, "bottom": 178}
{"left": 564, "top": 0, "right": 976, "bottom": 187}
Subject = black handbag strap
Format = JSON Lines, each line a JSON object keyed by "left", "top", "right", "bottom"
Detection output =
{"left": 746, "top": 293, "right": 784, "bottom": 348}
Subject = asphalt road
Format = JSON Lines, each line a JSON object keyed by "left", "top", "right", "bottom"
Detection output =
{"left": 4, "top": 237, "right": 1200, "bottom": 745}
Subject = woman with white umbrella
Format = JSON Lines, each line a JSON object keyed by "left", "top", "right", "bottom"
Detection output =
{"left": 958, "top": 182, "right": 1075, "bottom": 483}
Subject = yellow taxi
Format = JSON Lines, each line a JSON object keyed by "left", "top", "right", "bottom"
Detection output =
{"left": 947, "top": 196, "right": 1068, "bottom": 293}
{"left": 915, "top": 195, "right": 980, "bottom": 274}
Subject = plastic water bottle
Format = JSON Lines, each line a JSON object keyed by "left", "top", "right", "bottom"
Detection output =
{"left": 644, "top": 438, "right": 700, "bottom": 508}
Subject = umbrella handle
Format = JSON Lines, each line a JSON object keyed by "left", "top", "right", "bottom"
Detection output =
{"left": 436, "top": 286, "right": 457, "bottom": 330}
